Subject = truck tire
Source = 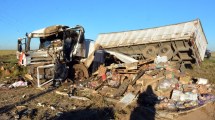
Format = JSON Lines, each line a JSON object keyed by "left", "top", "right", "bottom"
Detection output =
{"left": 158, "top": 45, "right": 173, "bottom": 59}
{"left": 72, "top": 64, "right": 89, "bottom": 81}
{"left": 142, "top": 45, "right": 157, "bottom": 59}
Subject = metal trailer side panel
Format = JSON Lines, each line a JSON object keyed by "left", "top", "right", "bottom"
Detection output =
{"left": 96, "top": 20, "right": 196, "bottom": 47}
{"left": 95, "top": 19, "right": 208, "bottom": 62}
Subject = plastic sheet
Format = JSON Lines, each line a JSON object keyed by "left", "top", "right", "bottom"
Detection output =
{"left": 9, "top": 81, "right": 28, "bottom": 88}
{"left": 154, "top": 56, "right": 168, "bottom": 64}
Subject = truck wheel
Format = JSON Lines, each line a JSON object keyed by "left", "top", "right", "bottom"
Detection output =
{"left": 72, "top": 64, "right": 89, "bottom": 81}
{"left": 158, "top": 45, "right": 173, "bottom": 59}
{"left": 142, "top": 45, "right": 157, "bottom": 59}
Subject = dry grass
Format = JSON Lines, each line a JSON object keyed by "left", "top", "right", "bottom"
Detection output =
{"left": 0, "top": 50, "right": 16, "bottom": 56}
{"left": 0, "top": 50, "right": 17, "bottom": 63}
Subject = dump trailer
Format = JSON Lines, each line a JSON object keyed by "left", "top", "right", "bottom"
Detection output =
{"left": 95, "top": 19, "right": 207, "bottom": 65}
{"left": 17, "top": 25, "right": 94, "bottom": 87}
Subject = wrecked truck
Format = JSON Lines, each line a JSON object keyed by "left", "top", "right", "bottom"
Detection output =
{"left": 17, "top": 25, "right": 94, "bottom": 87}
{"left": 95, "top": 19, "right": 207, "bottom": 65}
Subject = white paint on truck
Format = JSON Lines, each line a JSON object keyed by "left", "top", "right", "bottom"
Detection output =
{"left": 95, "top": 19, "right": 207, "bottom": 61}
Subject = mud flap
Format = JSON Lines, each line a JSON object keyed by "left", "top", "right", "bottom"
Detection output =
{"left": 54, "top": 63, "right": 68, "bottom": 81}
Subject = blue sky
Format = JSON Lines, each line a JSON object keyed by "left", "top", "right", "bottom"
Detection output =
{"left": 0, "top": 0, "right": 215, "bottom": 50}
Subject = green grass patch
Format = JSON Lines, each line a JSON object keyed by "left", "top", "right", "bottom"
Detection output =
{"left": 186, "top": 52, "right": 215, "bottom": 84}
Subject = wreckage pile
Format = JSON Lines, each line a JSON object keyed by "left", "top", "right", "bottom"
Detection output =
{"left": 72, "top": 56, "right": 215, "bottom": 112}
{"left": 0, "top": 56, "right": 214, "bottom": 116}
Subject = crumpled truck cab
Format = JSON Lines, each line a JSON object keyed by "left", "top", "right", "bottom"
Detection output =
{"left": 17, "top": 25, "right": 94, "bottom": 87}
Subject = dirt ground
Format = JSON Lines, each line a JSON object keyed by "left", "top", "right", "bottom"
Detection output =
{"left": 0, "top": 51, "right": 215, "bottom": 120}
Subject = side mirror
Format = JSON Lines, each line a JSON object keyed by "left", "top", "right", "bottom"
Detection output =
{"left": 18, "top": 40, "right": 22, "bottom": 52}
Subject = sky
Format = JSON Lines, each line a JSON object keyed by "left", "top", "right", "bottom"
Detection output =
{"left": 0, "top": 0, "right": 215, "bottom": 51}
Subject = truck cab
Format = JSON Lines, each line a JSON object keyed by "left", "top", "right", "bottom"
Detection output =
{"left": 17, "top": 25, "right": 94, "bottom": 87}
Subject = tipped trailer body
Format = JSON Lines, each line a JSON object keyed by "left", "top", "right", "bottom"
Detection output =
{"left": 95, "top": 19, "right": 207, "bottom": 65}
